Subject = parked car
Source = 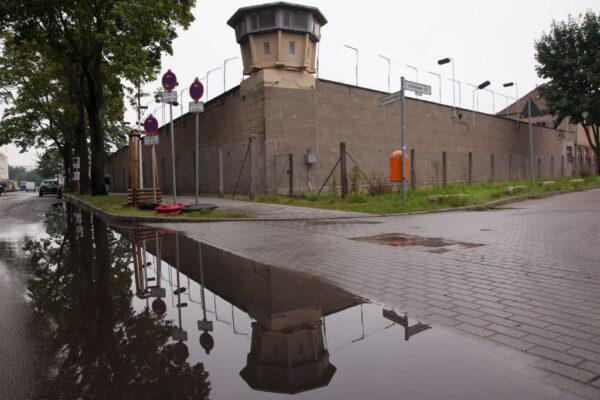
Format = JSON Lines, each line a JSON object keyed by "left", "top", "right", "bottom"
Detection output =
{"left": 20, "top": 181, "right": 27, "bottom": 191}
{"left": 0, "top": 186, "right": 5, "bottom": 195}
{"left": 25, "top": 181, "right": 36, "bottom": 192}
{"left": 39, "top": 179, "right": 58, "bottom": 196}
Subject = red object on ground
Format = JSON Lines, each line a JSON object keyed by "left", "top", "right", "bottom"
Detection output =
{"left": 155, "top": 202, "right": 190, "bottom": 216}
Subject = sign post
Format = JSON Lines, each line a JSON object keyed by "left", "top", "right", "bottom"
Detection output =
{"left": 189, "top": 78, "right": 205, "bottom": 205}
{"left": 379, "top": 78, "right": 431, "bottom": 203}
{"left": 161, "top": 69, "right": 178, "bottom": 204}
{"left": 143, "top": 114, "right": 159, "bottom": 204}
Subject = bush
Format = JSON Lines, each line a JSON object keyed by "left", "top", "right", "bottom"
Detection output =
{"left": 348, "top": 193, "right": 368, "bottom": 203}
{"left": 368, "top": 174, "right": 393, "bottom": 195}
{"left": 305, "top": 192, "right": 319, "bottom": 202}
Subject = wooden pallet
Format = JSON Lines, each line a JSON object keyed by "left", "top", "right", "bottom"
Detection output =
{"left": 128, "top": 188, "right": 162, "bottom": 206}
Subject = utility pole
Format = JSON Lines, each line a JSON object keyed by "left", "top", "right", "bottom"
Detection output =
{"left": 400, "top": 77, "right": 407, "bottom": 203}
{"left": 136, "top": 83, "right": 143, "bottom": 189}
{"left": 528, "top": 99, "right": 535, "bottom": 185}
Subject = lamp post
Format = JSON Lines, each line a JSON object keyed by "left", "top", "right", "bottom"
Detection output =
{"left": 406, "top": 65, "right": 418, "bottom": 82}
{"left": 223, "top": 57, "right": 238, "bottom": 92}
{"left": 484, "top": 88, "right": 495, "bottom": 114}
{"left": 379, "top": 55, "right": 391, "bottom": 93}
{"left": 345, "top": 45, "right": 358, "bottom": 86}
{"left": 497, "top": 93, "right": 510, "bottom": 117}
{"left": 206, "top": 67, "right": 222, "bottom": 100}
{"left": 438, "top": 57, "right": 455, "bottom": 118}
{"left": 428, "top": 71, "right": 442, "bottom": 103}
{"left": 503, "top": 82, "right": 519, "bottom": 128}
{"left": 472, "top": 80, "right": 490, "bottom": 126}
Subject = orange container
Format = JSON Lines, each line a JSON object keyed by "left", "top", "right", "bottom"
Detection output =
{"left": 389, "top": 150, "right": 410, "bottom": 182}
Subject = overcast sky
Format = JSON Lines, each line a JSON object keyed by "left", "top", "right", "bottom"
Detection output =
{"left": 3, "top": 0, "right": 597, "bottom": 167}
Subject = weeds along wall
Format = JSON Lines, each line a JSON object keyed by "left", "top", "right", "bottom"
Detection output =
{"left": 106, "top": 79, "right": 584, "bottom": 195}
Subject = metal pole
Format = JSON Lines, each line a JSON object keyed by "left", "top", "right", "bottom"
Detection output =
{"left": 151, "top": 145, "right": 157, "bottom": 204}
{"left": 528, "top": 99, "right": 535, "bottom": 185}
{"left": 345, "top": 45, "right": 358, "bottom": 86}
{"left": 169, "top": 102, "right": 177, "bottom": 203}
{"left": 379, "top": 55, "right": 391, "bottom": 93}
{"left": 206, "top": 67, "right": 222, "bottom": 101}
{"left": 515, "top": 83, "right": 520, "bottom": 129}
{"left": 223, "top": 57, "right": 237, "bottom": 93}
{"left": 400, "top": 76, "right": 407, "bottom": 203}
{"left": 428, "top": 71, "right": 442, "bottom": 103}
{"left": 198, "top": 241, "right": 206, "bottom": 321}
{"left": 406, "top": 65, "right": 418, "bottom": 82}
{"left": 195, "top": 112, "right": 199, "bottom": 205}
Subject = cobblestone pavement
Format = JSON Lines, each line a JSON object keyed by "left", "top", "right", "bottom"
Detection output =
{"left": 155, "top": 188, "right": 600, "bottom": 399}
{"left": 174, "top": 194, "right": 371, "bottom": 219}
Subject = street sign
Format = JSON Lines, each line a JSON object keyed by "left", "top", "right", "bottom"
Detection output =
{"left": 149, "top": 287, "right": 166, "bottom": 298}
{"left": 162, "top": 69, "right": 178, "bottom": 92}
{"left": 189, "top": 101, "right": 204, "bottom": 114}
{"left": 189, "top": 78, "right": 204, "bottom": 101}
{"left": 72, "top": 157, "right": 80, "bottom": 169}
{"left": 171, "top": 328, "right": 188, "bottom": 342}
{"left": 161, "top": 91, "right": 178, "bottom": 104}
{"left": 197, "top": 320, "right": 214, "bottom": 332}
{"left": 145, "top": 135, "right": 159, "bottom": 146}
{"left": 402, "top": 80, "right": 432, "bottom": 96}
{"left": 143, "top": 114, "right": 159, "bottom": 135}
{"left": 379, "top": 91, "right": 402, "bottom": 106}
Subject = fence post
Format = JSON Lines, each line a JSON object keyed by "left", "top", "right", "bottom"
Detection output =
{"left": 524, "top": 156, "right": 528, "bottom": 180}
{"left": 490, "top": 153, "right": 495, "bottom": 183}
{"left": 410, "top": 149, "right": 416, "bottom": 190}
{"left": 249, "top": 136, "right": 256, "bottom": 200}
{"left": 550, "top": 155, "right": 554, "bottom": 178}
{"left": 218, "top": 145, "right": 224, "bottom": 198}
{"left": 288, "top": 153, "right": 294, "bottom": 197}
{"left": 442, "top": 151, "right": 448, "bottom": 188}
{"left": 537, "top": 156, "right": 541, "bottom": 179}
{"left": 561, "top": 155, "right": 565, "bottom": 177}
{"left": 509, "top": 154, "right": 513, "bottom": 181}
{"left": 340, "top": 142, "right": 348, "bottom": 198}
{"left": 468, "top": 152, "right": 473, "bottom": 186}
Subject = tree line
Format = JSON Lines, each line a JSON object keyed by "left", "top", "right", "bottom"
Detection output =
{"left": 0, "top": 0, "right": 195, "bottom": 195}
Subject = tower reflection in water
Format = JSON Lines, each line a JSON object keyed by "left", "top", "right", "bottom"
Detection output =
{"left": 130, "top": 225, "right": 431, "bottom": 395}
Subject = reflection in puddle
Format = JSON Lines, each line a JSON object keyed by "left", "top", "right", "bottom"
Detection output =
{"left": 21, "top": 204, "right": 562, "bottom": 400}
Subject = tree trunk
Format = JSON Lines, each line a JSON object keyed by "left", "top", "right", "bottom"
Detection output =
{"left": 84, "top": 58, "right": 107, "bottom": 196}
{"left": 62, "top": 145, "right": 73, "bottom": 192}
{"left": 75, "top": 73, "right": 90, "bottom": 194}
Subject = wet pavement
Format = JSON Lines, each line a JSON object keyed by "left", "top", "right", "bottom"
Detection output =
{"left": 156, "top": 188, "right": 600, "bottom": 399}
{"left": 1, "top": 190, "right": 599, "bottom": 399}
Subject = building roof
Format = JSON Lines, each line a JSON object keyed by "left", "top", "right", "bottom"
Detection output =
{"left": 227, "top": 2, "right": 328, "bottom": 27}
{"left": 496, "top": 86, "right": 547, "bottom": 118}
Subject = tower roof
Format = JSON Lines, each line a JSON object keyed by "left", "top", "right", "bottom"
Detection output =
{"left": 227, "top": 2, "right": 327, "bottom": 27}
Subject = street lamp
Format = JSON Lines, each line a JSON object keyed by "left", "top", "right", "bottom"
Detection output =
{"left": 428, "top": 71, "right": 442, "bottom": 103}
{"left": 206, "top": 66, "right": 222, "bottom": 100}
{"left": 406, "top": 65, "right": 420, "bottom": 96}
{"left": 223, "top": 57, "right": 238, "bottom": 92}
{"left": 379, "top": 55, "right": 391, "bottom": 93}
{"left": 438, "top": 57, "right": 456, "bottom": 118}
{"left": 503, "top": 82, "right": 519, "bottom": 128}
{"left": 472, "top": 80, "right": 490, "bottom": 126}
{"left": 345, "top": 45, "right": 358, "bottom": 86}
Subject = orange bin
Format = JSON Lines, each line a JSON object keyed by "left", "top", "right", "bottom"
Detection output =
{"left": 389, "top": 150, "right": 410, "bottom": 182}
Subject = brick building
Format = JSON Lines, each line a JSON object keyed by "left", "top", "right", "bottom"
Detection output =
{"left": 106, "top": 2, "right": 592, "bottom": 195}
{"left": 0, "top": 150, "right": 8, "bottom": 181}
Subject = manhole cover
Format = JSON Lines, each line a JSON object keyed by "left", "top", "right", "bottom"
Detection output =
{"left": 351, "top": 233, "right": 483, "bottom": 251}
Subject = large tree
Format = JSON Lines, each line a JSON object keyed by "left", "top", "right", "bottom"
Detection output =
{"left": 1, "top": 0, "right": 195, "bottom": 195}
{"left": 535, "top": 11, "right": 600, "bottom": 175}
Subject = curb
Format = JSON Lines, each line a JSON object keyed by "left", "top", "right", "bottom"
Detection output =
{"left": 65, "top": 183, "right": 600, "bottom": 224}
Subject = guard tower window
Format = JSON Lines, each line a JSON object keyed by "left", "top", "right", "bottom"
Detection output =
{"left": 258, "top": 10, "right": 276, "bottom": 28}
{"left": 263, "top": 41, "right": 270, "bottom": 55}
{"left": 249, "top": 14, "right": 259, "bottom": 30}
{"left": 292, "top": 11, "right": 309, "bottom": 29}
{"left": 288, "top": 41, "right": 296, "bottom": 55}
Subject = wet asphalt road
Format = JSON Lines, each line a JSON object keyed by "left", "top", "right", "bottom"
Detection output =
{"left": 0, "top": 191, "right": 57, "bottom": 400}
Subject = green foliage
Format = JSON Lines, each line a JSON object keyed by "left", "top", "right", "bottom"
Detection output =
{"left": 36, "top": 148, "right": 63, "bottom": 179}
{"left": 535, "top": 11, "right": 600, "bottom": 173}
{"left": 257, "top": 177, "right": 600, "bottom": 215}
{"left": 8, "top": 165, "right": 41, "bottom": 184}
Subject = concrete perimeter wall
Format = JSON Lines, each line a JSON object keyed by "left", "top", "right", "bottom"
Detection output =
{"left": 107, "top": 79, "right": 593, "bottom": 195}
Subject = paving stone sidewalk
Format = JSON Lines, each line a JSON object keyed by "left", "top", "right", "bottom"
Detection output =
{"left": 155, "top": 188, "right": 600, "bottom": 399}
{"left": 175, "top": 194, "right": 371, "bottom": 220}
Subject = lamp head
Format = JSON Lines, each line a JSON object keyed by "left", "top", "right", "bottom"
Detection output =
{"left": 503, "top": 82, "right": 514, "bottom": 88}
{"left": 478, "top": 81, "right": 491, "bottom": 90}
{"left": 437, "top": 57, "right": 451, "bottom": 65}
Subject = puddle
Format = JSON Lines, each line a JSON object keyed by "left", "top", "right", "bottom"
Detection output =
{"left": 11, "top": 204, "right": 563, "bottom": 400}
{"left": 352, "top": 233, "right": 484, "bottom": 251}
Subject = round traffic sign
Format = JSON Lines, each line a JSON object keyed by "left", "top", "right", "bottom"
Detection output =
{"left": 143, "top": 114, "right": 159, "bottom": 135}
{"left": 161, "top": 69, "right": 178, "bottom": 92}
{"left": 189, "top": 78, "right": 204, "bottom": 102}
